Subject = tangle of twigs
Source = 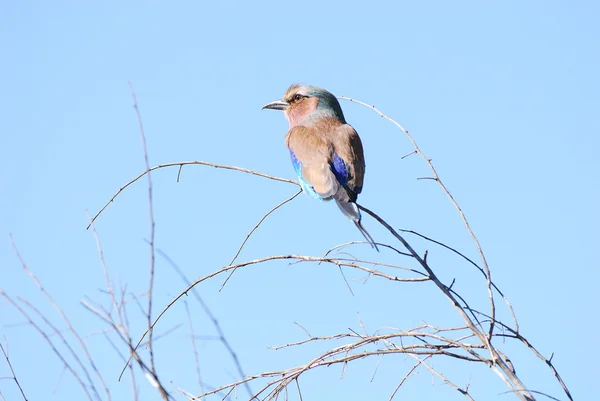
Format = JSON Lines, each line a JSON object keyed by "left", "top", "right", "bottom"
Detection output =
{"left": 3, "top": 92, "right": 572, "bottom": 401}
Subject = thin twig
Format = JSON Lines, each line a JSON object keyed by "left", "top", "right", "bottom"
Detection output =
{"left": 295, "top": 378, "right": 303, "bottom": 401}
{"left": 128, "top": 82, "right": 164, "bottom": 400}
{"left": 400, "top": 228, "right": 519, "bottom": 331}
{"left": 87, "top": 212, "right": 141, "bottom": 400}
{"left": 388, "top": 356, "right": 428, "bottom": 401}
{"left": 1, "top": 291, "right": 93, "bottom": 401}
{"left": 81, "top": 300, "right": 173, "bottom": 400}
{"left": 409, "top": 354, "right": 474, "bottom": 400}
{"left": 9, "top": 235, "right": 108, "bottom": 401}
{"left": 499, "top": 390, "right": 562, "bottom": 401}
{"left": 221, "top": 188, "right": 303, "bottom": 289}
{"left": 0, "top": 342, "right": 28, "bottom": 401}
{"left": 399, "top": 229, "right": 483, "bottom": 271}
{"left": 184, "top": 301, "right": 204, "bottom": 394}
{"left": 155, "top": 247, "right": 254, "bottom": 399}
{"left": 87, "top": 211, "right": 130, "bottom": 333}
{"left": 323, "top": 241, "right": 412, "bottom": 258}
{"left": 102, "top": 334, "right": 138, "bottom": 401}
{"left": 337, "top": 266, "right": 355, "bottom": 296}
{"left": 17, "top": 297, "right": 103, "bottom": 401}
{"left": 294, "top": 322, "right": 312, "bottom": 338}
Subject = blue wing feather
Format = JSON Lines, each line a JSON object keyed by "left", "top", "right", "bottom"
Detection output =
{"left": 331, "top": 154, "right": 348, "bottom": 188}
{"left": 331, "top": 153, "right": 363, "bottom": 194}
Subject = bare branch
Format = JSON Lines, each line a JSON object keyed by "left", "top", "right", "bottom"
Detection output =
{"left": 184, "top": 301, "right": 204, "bottom": 394}
{"left": 87, "top": 161, "right": 299, "bottom": 229}
{"left": 128, "top": 253, "right": 430, "bottom": 369}
{"left": 9, "top": 235, "right": 109, "bottom": 401}
{"left": 409, "top": 354, "right": 474, "bottom": 400}
{"left": 193, "top": 335, "right": 486, "bottom": 401}
{"left": 128, "top": 81, "right": 165, "bottom": 401}
{"left": 1, "top": 291, "right": 93, "bottom": 401}
{"left": 103, "top": 333, "right": 138, "bottom": 401}
{"left": 388, "top": 356, "right": 428, "bottom": 401}
{"left": 87, "top": 211, "right": 130, "bottom": 333}
{"left": 472, "top": 310, "right": 572, "bottom": 401}
{"left": 81, "top": 300, "right": 173, "bottom": 400}
{"left": 400, "top": 228, "right": 519, "bottom": 331}
{"left": 156, "top": 247, "right": 255, "bottom": 399}
{"left": 222, "top": 188, "right": 303, "bottom": 288}
{"left": 0, "top": 342, "right": 28, "bottom": 401}
{"left": 357, "top": 204, "right": 534, "bottom": 400}
{"left": 17, "top": 297, "right": 104, "bottom": 401}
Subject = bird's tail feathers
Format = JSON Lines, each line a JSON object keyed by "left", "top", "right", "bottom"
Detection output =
{"left": 354, "top": 220, "right": 380, "bottom": 252}
{"left": 336, "top": 200, "right": 379, "bottom": 252}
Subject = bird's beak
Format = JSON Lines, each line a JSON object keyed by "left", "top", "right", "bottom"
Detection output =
{"left": 262, "top": 99, "right": 288, "bottom": 111}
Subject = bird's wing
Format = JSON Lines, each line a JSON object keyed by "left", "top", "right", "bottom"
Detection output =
{"left": 328, "top": 124, "right": 366, "bottom": 198}
{"left": 286, "top": 125, "right": 338, "bottom": 199}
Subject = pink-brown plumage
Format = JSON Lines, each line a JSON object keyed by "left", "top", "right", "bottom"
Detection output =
{"left": 285, "top": 117, "right": 365, "bottom": 202}
{"left": 263, "top": 84, "right": 377, "bottom": 250}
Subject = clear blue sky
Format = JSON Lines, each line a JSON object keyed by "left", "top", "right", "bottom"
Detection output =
{"left": 1, "top": 1, "right": 598, "bottom": 400}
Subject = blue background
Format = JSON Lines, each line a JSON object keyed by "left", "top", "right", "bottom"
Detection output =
{"left": 1, "top": 1, "right": 597, "bottom": 400}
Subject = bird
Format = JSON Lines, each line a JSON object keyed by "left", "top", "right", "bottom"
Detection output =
{"left": 262, "top": 84, "right": 378, "bottom": 250}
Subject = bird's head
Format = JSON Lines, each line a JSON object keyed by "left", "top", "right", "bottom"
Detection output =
{"left": 263, "top": 84, "right": 346, "bottom": 127}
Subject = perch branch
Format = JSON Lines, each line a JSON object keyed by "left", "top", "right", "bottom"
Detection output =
{"left": 339, "top": 96, "right": 496, "bottom": 339}
{"left": 357, "top": 204, "right": 533, "bottom": 401}
{"left": 87, "top": 162, "right": 298, "bottom": 229}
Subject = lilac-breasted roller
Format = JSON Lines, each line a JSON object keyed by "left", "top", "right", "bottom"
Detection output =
{"left": 263, "top": 84, "right": 377, "bottom": 249}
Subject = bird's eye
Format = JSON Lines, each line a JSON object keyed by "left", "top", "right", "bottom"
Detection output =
{"left": 294, "top": 94, "right": 303, "bottom": 101}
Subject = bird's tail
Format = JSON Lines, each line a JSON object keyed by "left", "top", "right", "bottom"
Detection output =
{"left": 336, "top": 200, "right": 379, "bottom": 252}
{"left": 354, "top": 220, "right": 380, "bottom": 252}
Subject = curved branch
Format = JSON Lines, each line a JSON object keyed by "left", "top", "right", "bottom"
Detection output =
{"left": 87, "top": 161, "right": 299, "bottom": 229}
{"left": 193, "top": 334, "right": 487, "bottom": 401}
{"left": 122, "top": 254, "right": 430, "bottom": 379}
